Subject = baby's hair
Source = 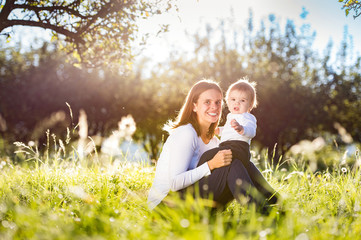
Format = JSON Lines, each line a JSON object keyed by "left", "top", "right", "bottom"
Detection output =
{"left": 226, "top": 77, "right": 257, "bottom": 111}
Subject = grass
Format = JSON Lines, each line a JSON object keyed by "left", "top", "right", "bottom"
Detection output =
{"left": 1, "top": 148, "right": 361, "bottom": 239}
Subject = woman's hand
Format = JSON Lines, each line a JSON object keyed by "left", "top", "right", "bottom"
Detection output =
{"left": 230, "top": 119, "right": 244, "bottom": 134}
{"left": 207, "top": 149, "right": 232, "bottom": 171}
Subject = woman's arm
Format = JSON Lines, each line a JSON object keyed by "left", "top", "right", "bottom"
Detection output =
{"left": 168, "top": 127, "right": 209, "bottom": 191}
{"left": 168, "top": 126, "right": 232, "bottom": 192}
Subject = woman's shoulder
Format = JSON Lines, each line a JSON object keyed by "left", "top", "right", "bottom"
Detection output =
{"left": 170, "top": 123, "right": 198, "bottom": 138}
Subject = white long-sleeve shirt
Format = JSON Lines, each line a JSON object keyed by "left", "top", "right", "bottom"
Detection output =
{"left": 147, "top": 123, "right": 219, "bottom": 210}
{"left": 220, "top": 112, "right": 257, "bottom": 144}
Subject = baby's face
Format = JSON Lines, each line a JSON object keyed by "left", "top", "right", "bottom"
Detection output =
{"left": 227, "top": 90, "right": 252, "bottom": 114}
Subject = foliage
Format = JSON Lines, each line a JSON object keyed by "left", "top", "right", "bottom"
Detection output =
{"left": 1, "top": 145, "right": 361, "bottom": 239}
{"left": 0, "top": 41, "right": 145, "bottom": 155}
{"left": 1, "top": 11, "right": 361, "bottom": 160}
{"left": 0, "top": 0, "right": 175, "bottom": 67}
{"left": 338, "top": 0, "right": 361, "bottom": 19}
{"left": 136, "top": 13, "right": 361, "bottom": 157}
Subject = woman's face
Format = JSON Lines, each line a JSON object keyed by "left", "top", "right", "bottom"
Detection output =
{"left": 193, "top": 89, "right": 223, "bottom": 127}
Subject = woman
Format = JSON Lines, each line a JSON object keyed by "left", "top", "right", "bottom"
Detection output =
{"left": 147, "top": 79, "right": 278, "bottom": 210}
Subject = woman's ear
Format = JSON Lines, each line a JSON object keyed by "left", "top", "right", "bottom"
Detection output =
{"left": 193, "top": 103, "right": 197, "bottom": 112}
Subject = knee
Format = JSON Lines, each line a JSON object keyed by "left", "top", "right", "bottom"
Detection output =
{"left": 229, "top": 160, "right": 249, "bottom": 177}
{"left": 231, "top": 159, "right": 244, "bottom": 168}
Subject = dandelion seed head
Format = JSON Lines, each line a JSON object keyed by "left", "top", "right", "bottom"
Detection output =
{"left": 259, "top": 228, "right": 271, "bottom": 239}
{"left": 0, "top": 204, "right": 7, "bottom": 213}
{"left": 354, "top": 201, "right": 361, "bottom": 212}
{"left": 0, "top": 161, "right": 6, "bottom": 169}
{"left": 1, "top": 220, "right": 9, "bottom": 228}
{"left": 180, "top": 219, "right": 190, "bottom": 228}
{"left": 295, "top": 233, "right": 309, "bottom": 240}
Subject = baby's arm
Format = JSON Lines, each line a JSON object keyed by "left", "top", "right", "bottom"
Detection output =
{"left": 230, "top": 114, "right": 257, "bottom": 137}
{"left": 230, "top": 119, "right": 244, "bottom": 134}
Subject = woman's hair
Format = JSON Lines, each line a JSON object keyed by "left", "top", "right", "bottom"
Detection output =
{"left": 165, "top": 79, "right": 223, "bottom": 139}
{"left": 225, "top": 77, "right": 258, "bottom": 111}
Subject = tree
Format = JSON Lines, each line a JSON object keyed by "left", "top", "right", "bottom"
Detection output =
{"left": 338, "top": 0, "right": 361, "bottom": 19}
{"left": 139, "top": 13, "right": 361, "bottom": 160}
{"left": 0, "top": 0, "right": 174, "bottom": 67}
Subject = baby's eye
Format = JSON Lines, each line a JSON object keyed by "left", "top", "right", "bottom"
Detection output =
{"left": 205, "top": 100, "right": 210, "bottom": 105}
{"left": 231, "top": 98, "right": 236, "bottom": 101}
{"left": 216, "top": 100, "right": 222, "bottom": 105}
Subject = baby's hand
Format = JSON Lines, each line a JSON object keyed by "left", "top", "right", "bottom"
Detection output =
{"left": 230, "top": 119, "right": 244, "bottom": 134}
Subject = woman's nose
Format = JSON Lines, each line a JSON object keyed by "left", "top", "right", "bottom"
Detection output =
{"left": 211, "top": 102, "right": 218, "bottom": 109}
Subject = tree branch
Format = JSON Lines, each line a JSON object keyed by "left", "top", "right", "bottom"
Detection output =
{"left": 2, "top": 19, "right": 84, "bottom": 44}
{"left": 13, "top": 3, "right": 87, "bottom": 19}
{"left": 77, "top": 0, "right": 125, "bottom": 35}
{"left": 0, "top": 0, "right": 16, "bottom": 26}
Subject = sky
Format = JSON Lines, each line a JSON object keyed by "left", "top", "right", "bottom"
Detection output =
{"left": 4, "top": 0, "right": 361, "bottom": 65}
{"left": 136, "top": 0, "right": 361, "bottom": 63}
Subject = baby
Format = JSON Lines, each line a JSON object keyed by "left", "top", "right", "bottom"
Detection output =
{"left": 216, "top": 77, "right": 257, "bottom": 167}
{"left": 198, "top": 78, "right": 279, "bottom": 204}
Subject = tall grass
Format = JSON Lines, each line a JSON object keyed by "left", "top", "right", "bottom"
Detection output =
{"left": 1, "top": 145, "right": 361, "bottom": 239}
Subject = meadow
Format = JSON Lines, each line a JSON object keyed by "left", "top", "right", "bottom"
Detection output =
{"left": 1, "top": 141, "right": 361, "bottom": 240}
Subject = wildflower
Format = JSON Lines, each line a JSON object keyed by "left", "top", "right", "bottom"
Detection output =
{"left": 295, "top": 233, "right": 309, "bottom": 240}
{"left": 259, "top": 228, "right": 272, "bottom": 239}
{"left": 334, "top": 122, "right": 353, "bottom": 144}
{"left": 341, "top": 167, "right": 348, "bottom": 173}
{"left": 117, "top": 114, "right": 136, "bottom": 141}
{"left": 68, "top": 186, "right": 89, "bottom": 200}
{"left": 101, "top": 115, "right": 137, "bottom": 156}
{"left": 0, "top": 161, "right": 6, "bottom": 169}
{"left": 180, "top": 219, "right": 190, "bottom": 228}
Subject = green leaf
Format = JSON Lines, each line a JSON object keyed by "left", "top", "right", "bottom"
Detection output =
{"left": 73, "top": 63, "right": 82, "bottom": 68}
{"left": 73, "top": 51, "right": 81, "bottom": 62}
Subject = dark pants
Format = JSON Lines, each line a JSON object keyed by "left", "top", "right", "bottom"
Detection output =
{"left": 180, "top": 140, "right": 279, "bottom": 207}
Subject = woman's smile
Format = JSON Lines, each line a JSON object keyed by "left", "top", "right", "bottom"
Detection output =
{"left": 207, "top": 112, "right": 218, "bottom": 117}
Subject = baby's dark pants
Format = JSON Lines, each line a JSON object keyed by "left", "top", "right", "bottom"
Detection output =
{"left": 179, "top": 140, "right": 279, "bottom": 207}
